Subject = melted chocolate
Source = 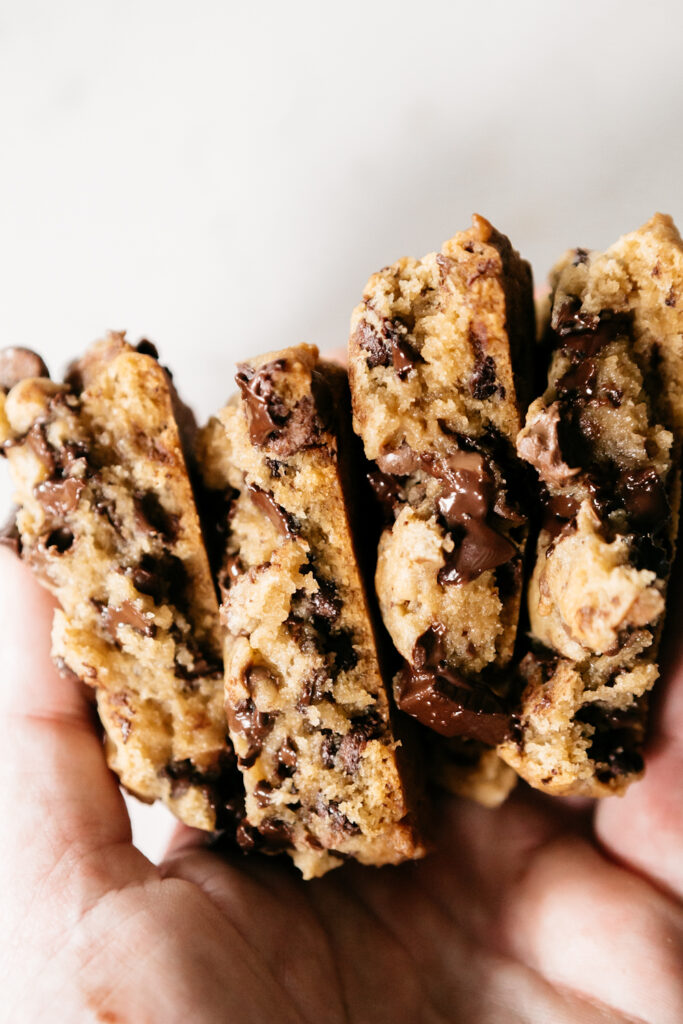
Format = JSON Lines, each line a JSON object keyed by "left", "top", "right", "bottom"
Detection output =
{"left": 248, "top": 484, "right": 299, "bottom": 537}
{"left": 392, "top": 336, "right": 423, "bottom": 379}
{"left": 45, "top": 527, "right": 74, "bottom": 553}
{"left": 0, "top": 347, "right": 49, "bottom": 392}
{"left": 394, "top": 660, "right": 510, "bottom": 744}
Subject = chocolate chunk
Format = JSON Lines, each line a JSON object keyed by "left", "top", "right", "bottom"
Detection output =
{"left": 376, "top": 446, "right": 421, "bottom": 476}
{"left": 135, "top": 339, "right": 160, "bottom": 359}
{"left": 265, "top": 457, "right": 284, "bottom": 478}
{"left": 439, "top": 519, "right": 516, "bottom": 585}
{"left": 469, "top": 322, "right": 504, "bottom": 400}
{"left": 24, "top": 423, "right": 55, "bottom": 473}
{"left": 133, "top": 491, "right": 180, "bottom": 541}
{"left": 258, "top": 818, "right": 294, "bottom": 850}
{"left": 541, "top": 491, "right": 580, "bottom": 540}
{"left": 0, "top": 513, "right": 21, "bottom": 555}
{"left": 327, "top": 628, "right": 358, "bottom": 675}
{"left": 320, "top": 732, "right": 339, "bottom": 769}
{"left": 248, "top": 484, "right": 299, "bottom": 537}
{"left": 367, "top": 470, "right": 404, "bottom": 520}
{"left": 235, "top": 360, "right": 289, "bottom": 446}
{"left": 227, "top": 696, "right": 274, "bottom": 761}
{"left": 218, "top": 553, "right": 243, "bottom": 597}
{"left": 394, "top": 660, "right": 510, "bottom": 744}
{"left": 159, "top": 757, "right": 229, "bottom": 798}
{"left": 556, "top": 358, "right": 598, "bottom": 400}
{"left": 0, "top": 347, "right": 49, "bottom": 393}
{"left": 253, "top": 780, "right": 274, "bottom": 807}
{"left": 356, "top": 316, "right": 422, "bottom": 379}
{"left": 276, "top": 738, "right": 298, "bottom": 777}
{"left": 355, "top": 320, "right": 392, "bottom": 370}
{"left": 45, "top": 527, "right": 74, "bottom": 553}
{"left": 337, "top": 712, "right": 384, "bottom": 775}
{"left": 618, "top": 467, "right": 669, "bottom": 530}
{"left": 554, "top": 297, "right": 600, "bottom": 337}
{"left": 392, "top": 335, "right": 423, "bottom": 380}
{"left": 517, "top": 403, "right": 580, "bottom": 489}
{"left": 100, "top": 601, "right": 156, "bottom": 643}
{"left": 575, "top": 702, "right": 644, "bottom": 780}
{"left": 128, "top": 552, "right": 187, "bottom": 607}
{"left": 290, "top": 578, "right": 340, "bottom": 627}
{"left": 34, "top": 477, "right": 85, "bottom": 517}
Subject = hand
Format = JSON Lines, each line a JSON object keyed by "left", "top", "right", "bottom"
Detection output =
{"left": 1, "top": 546, "right": 682, "bottom": 1024}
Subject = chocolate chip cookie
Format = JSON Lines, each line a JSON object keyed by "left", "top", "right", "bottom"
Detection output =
{"left": 348, "top": 215, "right": 535, "bottom": 805}
{"left": 0, "top": 335, "right": 237, "bottom": 829}
{"left": 499, "top": 213, "right": 683, "bottom": 795}
{"left": 198, "top": 344, "right": 425, "bottom": 877}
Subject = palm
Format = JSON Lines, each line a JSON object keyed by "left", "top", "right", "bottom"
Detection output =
{"left": 2, "top": 552, "right": 682, "bottom": 1023}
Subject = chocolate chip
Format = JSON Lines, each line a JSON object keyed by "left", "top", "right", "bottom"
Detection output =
{"left": 265, "top": 457, "right": 284, "bottom": 478}
{"left": 618, "top": 467, "right": 669, "bottom": 530}
{"left": 574, "top": 702, "right": 644, "bottom": 780}
{"left": 290, "top": 578, "right": 340, "bottom": 627}
{"left": 665, "top": 287, "right": 676, "bottom": 308}
{"left": 100, "top": 601, "right": 156, "bottom": 643}
{"left": 218, "top": 553, "right": 243, "bottom": 597}
{"left": 469, "top": 322, "right": 504, "bottom": 400}
{"left": 0, "top": 347, "right": 49, "bottom": 393}
{"left": 34, "top": 477, "right": 85, "bottom": 517}
{"left": 45, "top": 527, "right": 74, "bottom": 553}
{"left": 253, "top": 780, "right": 274, "bottom": 807}
{"left": 337, "top": 713, "right": 383, "bottom": 775}
{"left": 316, "top": 795, "right": 360, "bottom": 836}
{"left": 276, "top": 738, "right": 298, "bottom": 777}
{"left": 367, "top": 469, "right": 405, "bottom": 521}
{"left": 392, "top": 335, "right": 423, "bottom": 379}
{"left": 128, "top": 552, "right": 187, "bottom": 607}
{"left": 258, "top": 818, "right": 294, "bottom": 850}
{"left": 320, "top": 732, "right": 339, "bottom": 768}
{"left": 433, "top": 451, "right": 494, "bottom": 525}
{"left": 572, "top": 248, "right": 590, "bottom": 266}
{"left": 133, "top": 491, "right": 180, "bottom": 542}
{"left": 327, "top": 628, "right": 358, "bottom": 675}
{"left": 227, "top": 696, "right": 274, "bottom": 761}
{"left": 159, "top": 757, "right": 227, "bottom": 798}
{"left": 297, "top": 669, "right": 330, "bottom": 709}
{"left": 248, "top": 484, "right": 299, "bottom": 538}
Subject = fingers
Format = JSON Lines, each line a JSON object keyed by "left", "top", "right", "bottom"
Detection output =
{"left": 162, "top": 822, "right": 211, "bottom": 862}
{"left": 595, "top": 549, "right": 683, "bottom": 898}
{"left": 0, "top": 549, "right": 141, "bottom": 899}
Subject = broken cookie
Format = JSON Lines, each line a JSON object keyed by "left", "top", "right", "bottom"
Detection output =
{"left": 198, "top": 344, "right": 425, "bottom": 877}
{"left": 348, "top": 215, "right": 536, "bottom": 806}
{"left": 499, "top": 213, "right": 683, "bottom": 795}
{"left": 0, "top": 335, "right": 238, "bottom": 829}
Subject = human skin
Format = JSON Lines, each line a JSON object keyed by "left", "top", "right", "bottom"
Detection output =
{"left": 1, "top": 543, "right": 682, "bottom": 1023}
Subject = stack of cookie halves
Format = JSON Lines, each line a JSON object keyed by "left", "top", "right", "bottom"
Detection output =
{"left": 1, "top": 212, "right": 681, "bottom": 877}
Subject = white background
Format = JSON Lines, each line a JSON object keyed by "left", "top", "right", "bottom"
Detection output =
{"left": 1, "top": 0, "right": 682, "bottom": 860}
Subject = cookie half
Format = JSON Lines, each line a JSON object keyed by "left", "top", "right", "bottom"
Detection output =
{"left": 198, "top": 343, "right": 425, "bottom": 878}
{"left": 499, "top": 213, "right": 683, "bottom": 795}
{"left": 348, "top": 215, "right": 535, "bottom": 806}
{"left": 0, "top": 335, "right": 237, "bottom": 829}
